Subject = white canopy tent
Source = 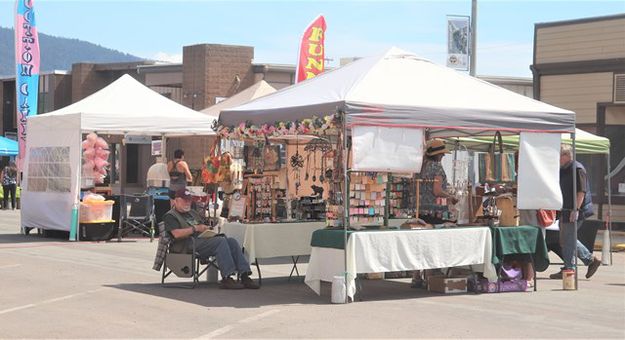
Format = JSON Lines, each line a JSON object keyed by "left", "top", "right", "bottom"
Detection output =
{"left": 221, "top": 47, "right": 574, "bottom": 137}
{"left": 22, "top": 74, "right": 217, "bottom": 233}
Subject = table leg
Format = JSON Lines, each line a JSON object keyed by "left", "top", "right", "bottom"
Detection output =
{"left": 288, "top": 256, "right": 300, "bottom": 280}
{"left": 254, "top": 258, "right": 262, "bottom": 286}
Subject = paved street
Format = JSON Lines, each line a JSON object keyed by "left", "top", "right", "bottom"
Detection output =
{"left": 0, "top": 209, "right": 623, "bottom": 339}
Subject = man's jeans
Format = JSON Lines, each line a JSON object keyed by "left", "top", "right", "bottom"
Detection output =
{"left": 195, "top": 236, "right": 251, "bottom": 278}
{"left": 559, "top": 220, "right": 593, "bottom": 269}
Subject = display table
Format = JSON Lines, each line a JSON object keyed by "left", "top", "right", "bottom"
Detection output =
{"left": 305, "top": 227, "right": 498, "bottom": 300}
{"left": 490, "top": 225, "right": 550, "bottom": 272}
{"left": 222, "top": 221, "right": 326, "bottom": 283}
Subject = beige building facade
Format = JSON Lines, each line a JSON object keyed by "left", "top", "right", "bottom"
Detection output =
{"left": 532, "top": 13, "right": 625, "bottom": 226}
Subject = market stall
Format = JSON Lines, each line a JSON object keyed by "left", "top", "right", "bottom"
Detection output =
{"left": 218, "top": 47, "right": 577, "bottom": 298}
{"left": 21, "top": 75, "right": 217, "bottom": 239}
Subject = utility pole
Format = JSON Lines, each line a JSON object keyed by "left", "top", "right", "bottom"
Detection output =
{"left": 470, "top": 0, "right": 477, "bottom": 76}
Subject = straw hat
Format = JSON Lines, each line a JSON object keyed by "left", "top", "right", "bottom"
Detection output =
{"left": 426, "top": 139, "right": 450, "bottom": 156}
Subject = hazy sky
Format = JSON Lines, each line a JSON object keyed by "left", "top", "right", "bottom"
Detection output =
{"left": 2, "top": 0, "right": 624, "bottom": 77}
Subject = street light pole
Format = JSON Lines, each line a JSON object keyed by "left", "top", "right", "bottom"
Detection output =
{"left": 470, "top": 0, "right": 477, "bottom": 76}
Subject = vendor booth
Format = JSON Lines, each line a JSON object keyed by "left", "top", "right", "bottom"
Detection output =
{"left": 218, "top": 47, "right": 579, "bottom": 299}
{"left": 21, "top": 75, "right": 217, "bottom": 239}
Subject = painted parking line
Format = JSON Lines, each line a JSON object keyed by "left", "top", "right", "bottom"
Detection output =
{"left": 0, "top": 288, "right": 107, "bottom": 315}
{"left": 0, "top": 264, "right": 21, "bottom": 269}
{"left": 196, "top": 309, "right": 281, "bottom": 339}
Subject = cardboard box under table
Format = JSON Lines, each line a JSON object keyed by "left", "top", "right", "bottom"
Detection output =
{"left": 428, "top": 276, "right": 468, "bottom": 294}
{"left": 305, "top": 227, "right": 498, "bottom": 300}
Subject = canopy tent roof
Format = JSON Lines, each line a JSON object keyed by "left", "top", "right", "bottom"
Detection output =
{"left": 0, "top": 136, "right": 18, "bottom": 156}
{"left": 29, "top": 74, "right": 217, "bottom": 136}
{"left": 450, "top": 128, "right": 610, "bottom": 154}
{"left": 201, "top": 80, "right": 276, "bottom": 117}
{"left": 221, "top": 47, "right": 574, "bottom": 137}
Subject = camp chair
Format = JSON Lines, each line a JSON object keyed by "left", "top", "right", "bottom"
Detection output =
{"left": 159, "top": 223, "right": 220, "bottom": 288}
{"left": 118, "top": 193, "right": 155, "bottom": 242}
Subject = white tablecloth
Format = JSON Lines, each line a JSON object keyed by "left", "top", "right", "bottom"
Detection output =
{"left": 222, "top": 221, "right": 326, "bottom": 261}
{"left": 304, "top": 227, "right": 498, "bottom": 299}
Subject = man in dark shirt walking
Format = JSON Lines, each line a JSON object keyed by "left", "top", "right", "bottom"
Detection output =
{"left": 550, "top": 144, "right": 601, "bottom": 279}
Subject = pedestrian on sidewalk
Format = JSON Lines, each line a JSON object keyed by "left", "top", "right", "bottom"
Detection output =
{"left": 550, "top": 145, "right": 601, "bottom": 280}
{"left": 1, "top": 161, "right": 18, "bottom": 210}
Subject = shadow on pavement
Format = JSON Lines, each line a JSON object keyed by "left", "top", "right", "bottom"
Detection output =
{"left": 0, "top": 230, "right": 69, "bottom": 244}
{"left": 107, "top": 278, "right": 460, "bottom": 308}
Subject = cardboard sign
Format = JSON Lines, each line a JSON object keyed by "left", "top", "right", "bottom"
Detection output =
{"left": 229, "top": 195, "right": 247, "bottom": 219}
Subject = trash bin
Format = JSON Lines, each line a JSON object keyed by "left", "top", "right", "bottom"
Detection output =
{"left": 331, "top": 275, "right": 347, "bottom": 304}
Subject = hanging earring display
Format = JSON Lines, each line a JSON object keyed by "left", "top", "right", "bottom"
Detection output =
{"left": 290, "top": 136, "right": 304, "bottom": 194}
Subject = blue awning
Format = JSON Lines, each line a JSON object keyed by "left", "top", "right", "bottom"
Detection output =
{"left": 0, "top": 136, "right": 18, "bottom": 156}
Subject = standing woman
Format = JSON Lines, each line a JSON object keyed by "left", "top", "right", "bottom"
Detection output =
{"left": 2, "top": 161, "right": 18, "bottom": 210}
{"left": 167, "top": 149, "right": 193, "bottom": 196}
{"left": 418, "top": 139, "right": 458, "bottom": 224}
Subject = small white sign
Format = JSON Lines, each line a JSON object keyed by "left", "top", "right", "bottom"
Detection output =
{"left": 124, "top": 135, "right": 151, "bottom": 145}
{"left": 151, "top": 140, "right": 162, "bottom": 156}
{"left": 619, "top": 183, "right": 625, "bottom": 194}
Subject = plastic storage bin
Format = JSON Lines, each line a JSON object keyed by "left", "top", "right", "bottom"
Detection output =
{"left": 80, "top": 200, "right": 114, "bottom": 222}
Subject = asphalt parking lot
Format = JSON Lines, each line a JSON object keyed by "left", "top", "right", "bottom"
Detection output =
{"left": 0, "top": 209, "right": 623, "bottom": 339}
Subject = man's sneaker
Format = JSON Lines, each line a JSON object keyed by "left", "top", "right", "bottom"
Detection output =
{"left": 220, "top": 277, "right": 244, "bottom": 289}
{"left": 241, "top": 276, "right": 260, "bottom": 289}
{"left": 549, "top": 271, "right": 563, "bottom": 279}
{"left": 586, "top": 257, "right": 601, "bottom": 279}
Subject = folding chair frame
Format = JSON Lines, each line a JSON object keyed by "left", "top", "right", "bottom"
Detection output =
{"left": 118, "top": 194, "right": 156, "bottom": 242}
{"left": 161, "top": 237, "right": 220, "bottom": 288}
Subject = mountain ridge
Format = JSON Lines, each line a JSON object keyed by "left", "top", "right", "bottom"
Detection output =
{"left": 1, "top": 26, "right": 144, "bottom": 77}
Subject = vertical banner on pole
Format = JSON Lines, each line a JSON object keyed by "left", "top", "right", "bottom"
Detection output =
{"left": 295, "top": 15, "right": 327, "bottom": 83}
{"left": 446, "top": 15, "right": 470, "bottom": 71}
{"left": 15, "top": 0, "right": 41, "bottom": 170}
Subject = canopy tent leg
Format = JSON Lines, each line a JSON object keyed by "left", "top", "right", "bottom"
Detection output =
{"left": 572, "top": 132, "right": 579, "bottom": 290}
{"left": 341, "top": 109, "right": 350, "bottom": 303}
{"left": 602, "top": 151, "right": 613, "bottom": 265}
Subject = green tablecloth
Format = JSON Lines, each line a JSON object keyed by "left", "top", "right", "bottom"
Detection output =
{"left": 310, "top": 229, "right": 357, "bottom": 250}
{"left": 490, "top": 225, "right": 550, "bottom": 272}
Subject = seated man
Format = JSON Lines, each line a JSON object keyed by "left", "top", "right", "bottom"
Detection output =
{"left": 164, "top": 188, "right": 259, "bottom": 289}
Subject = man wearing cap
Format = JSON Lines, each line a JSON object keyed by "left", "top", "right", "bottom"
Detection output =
{"left": 418, "top": 139, "right": 458, "bottom": 224}
{"left": 163, "top": 188, "right": 259, "bottom": 289}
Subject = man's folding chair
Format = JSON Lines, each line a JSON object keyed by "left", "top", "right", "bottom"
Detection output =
{"left": 159, "top": 224, "right": 220, "bottom": 288}
{"left": 118, "top": 193, "right": 155, "bottom": 242}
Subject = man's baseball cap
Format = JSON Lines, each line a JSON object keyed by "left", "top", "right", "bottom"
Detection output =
{"left": 174, "top": 188, "right": 192, "bottom": 200}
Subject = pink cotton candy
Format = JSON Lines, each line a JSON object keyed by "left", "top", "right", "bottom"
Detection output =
{"left": 83, "top": 148, "right": 96, "bottom": 160}
{"left": 83, "top": 159, "right": 95, "bottom": 170}
{"left": 95, "top": 149, "right": 110, "bottom": 159}
{"left": 94, "top": 157, "right": 109, "bottom": 169}
{"left": 86, "top": 133, "right": 98, "bottom": 143}
{"left": 82, "top": 140, "right": 95, "bottom": 150}
{"left": 95, "top": 137, "right": 108, "bottom": 149}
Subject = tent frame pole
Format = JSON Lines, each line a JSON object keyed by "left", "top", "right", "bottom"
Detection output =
{"left": 606, "top": 151, "right": 613, "bottom": 265}
{"left": 572, "top": 132, "right": 579, "bottom": 290}
{"left": 341, "top": 109, "right": 349, "bottom": 303}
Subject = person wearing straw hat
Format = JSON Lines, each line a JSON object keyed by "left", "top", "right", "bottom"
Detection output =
{"left": 412, "top": 139, "right": 459, "bottom": 288}
{"left": 418, "top": 139, "right": 458, "bottom": 225}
